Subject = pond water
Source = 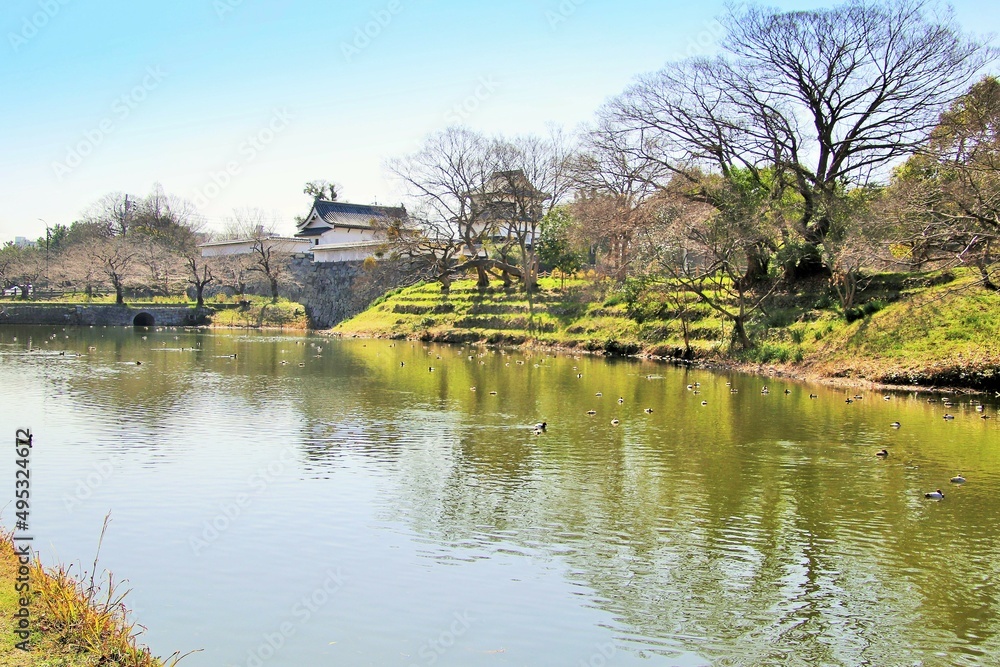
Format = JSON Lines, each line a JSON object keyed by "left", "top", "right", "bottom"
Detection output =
{"left": 1, "top": 325, "right": 999, "bottom": 666}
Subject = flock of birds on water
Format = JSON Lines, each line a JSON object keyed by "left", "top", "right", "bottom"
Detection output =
{"left": 408, "top": 342, "right": 997, "bottom": 505}
{"left": 7, "top": 329, "right": 997, "bottom": 502}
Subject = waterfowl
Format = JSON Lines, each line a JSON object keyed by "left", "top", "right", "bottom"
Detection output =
{"left": 975, "top": 405, "right": 985, "bottom": 412}
{"left": 618, "top": 397, "right": 624, "bottom": 404}
{"left": 534, "top": 422, "right": 547, "bottom": 431}
{"left": 845, "top": 398, "right": 854, "bottom": 404}
{"left": 644, "top": 408, "right": 653, "bottom": 413}
{"left": 943, "top": 414, "right": 955, "bottom": 420}
{"left": 428, "top": 367, "right": 434, "bottom": 372}
{"left": 489, "top": 391, "right": 498, "bottom": 395}
{"left": 701, "top": 401, "right": 708, "bottom": 406}
{"left": 924, "top": 489, "right": 945, "bottom": 500}
{"left": 809, "top": 394, "right": 818, "bottom": 399}
{"left": 876, "top": 449, "right": 889, "bottom": 458}
{"left": 610, "top": 419, "right": 620, "bottom": 426}
{"left": 883, "top": 395, "right": 892, "bottom": 401}
{"left": 951, "top": 474, "right": 966, "bottom": 484}
{"left": 982, "top": 414, "right": 992, "bottom": 419}
{"left": 595, "top": 392, "right": 603, "bottom": 397}
{"left": 400, "top": 362, "right": 405, "bottom": 367}
{"left": 470, "top": 386, "right": 477, "bottom": 391}
{"left": 586, "top": 410, "right": 596, "bottom": 415}
{"left": 784, "top": 389, "right": 791, "bottom": 395}
{"left": 890, "top": 422, "right": 901, "bottom": 428}
{"left": 853, "top": 395, "right": 863, "bottom": 400}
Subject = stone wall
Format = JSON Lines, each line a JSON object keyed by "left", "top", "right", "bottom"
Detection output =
{"left": 287, "top": 256, "right": 409, "bottom": 329}
{"left": 0, "top": 304, "right": 213, "bottom": 327}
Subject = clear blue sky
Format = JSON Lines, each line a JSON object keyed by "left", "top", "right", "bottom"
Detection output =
{"left": 1, "top": 0, "right": 997, "bottom": 241}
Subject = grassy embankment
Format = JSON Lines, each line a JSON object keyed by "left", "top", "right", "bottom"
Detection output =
{"left": 0, "top": 533, "right": 185, "bottom": 666}
{"left": 334, "top": 271, "right": 1000, "bottom": 390}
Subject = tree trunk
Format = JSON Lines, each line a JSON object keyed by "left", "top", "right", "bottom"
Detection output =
{"left": 978, "top": 262, "right": 998, "bottom": 291}
{"left": 270, "top": 277, "right": 279, "bottom": 303}
{"left": 731, "top": 316, "right": 751, "bottom": 350}
{"left": 739, "top": 243, "right": 771, "bottom": 289}
{"left": 475, "top": 265, "right": 490, "bottom": 289}
{"left": 115, "top": 285, "right": 124, "bottom": 305}
{"left": 195, "top": 284, "right": 205, "bottom": 308}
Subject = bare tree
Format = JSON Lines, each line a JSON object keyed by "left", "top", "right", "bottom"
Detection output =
{"left": 635, "top": 177, "right": 778, "bottom": 350}
{"left": 387, "top": 127, "right": 566, "bottom": 291}
{"left": 907, "top": 76, "right": 1000, "bottom": 288}
{"left": 609, "top": 0, "right": 994, "bottom": 278}
{"left": 186, "top": 255, "right": 215, "bottom": 307}
{"left": 223, "top": 208, "right": 295, "bottom": 302}
{"left": 87, "top": 235, "right": 141, "bottom": 304}
{"left": 2, "top": 245, "right": 45, "bottom": 300}
{"left": 83, "top": 192, "right": 135, "bottom": 237}
{"left": 372, "top": 207, "right": 466, "bottom": 291}
{"left": 59, "top": 242, "right": 104, "bottom": 299}
{"left": 569, "top": 120, "right": 669, "bottom": 281}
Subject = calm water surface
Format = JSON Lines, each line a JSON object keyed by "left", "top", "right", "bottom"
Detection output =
{"left": 1, "top": 325, "right": 999, "bottom": 666}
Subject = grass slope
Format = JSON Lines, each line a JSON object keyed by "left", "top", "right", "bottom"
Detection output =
{"left": 335, "top": 272, "right": 1000, "bottom": 390}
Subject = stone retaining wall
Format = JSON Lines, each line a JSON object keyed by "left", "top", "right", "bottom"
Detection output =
{"left": 287, "top": 257, "right": 409, "bottom": 329}
{"left": 0, "top": 304, "right": 213, "bottom": 327}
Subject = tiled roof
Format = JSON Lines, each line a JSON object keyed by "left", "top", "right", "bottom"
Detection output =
{"left": 299, "top": 200, "right": 407, "bottom": 232}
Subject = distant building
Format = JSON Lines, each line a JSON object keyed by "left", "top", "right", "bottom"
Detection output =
{"left": 13, "top": 236, "right": 38, "bottom": 248}
{"left": 294, "top": 200, "right": 408, "bottom": 263}
{"left": 199, "top": 200, "right": 410, "bottom": 264}
{"left": 199, "top": 234, "right": 312, "bottom": 258}
{"left": 464, "top": 170, "right": 550, "bottom": 250}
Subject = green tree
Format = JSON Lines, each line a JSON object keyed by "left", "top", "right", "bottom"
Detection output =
{"left": 536, "top": 207, "right": 583, "bottom": 289}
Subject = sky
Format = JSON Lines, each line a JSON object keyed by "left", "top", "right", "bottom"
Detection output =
{"left": 1, "top": 0, "right": 998, "bottom": 242}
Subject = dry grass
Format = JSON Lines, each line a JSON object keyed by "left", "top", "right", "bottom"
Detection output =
{"left": 1, "top": 520, "right": 194, "bottom": 666}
